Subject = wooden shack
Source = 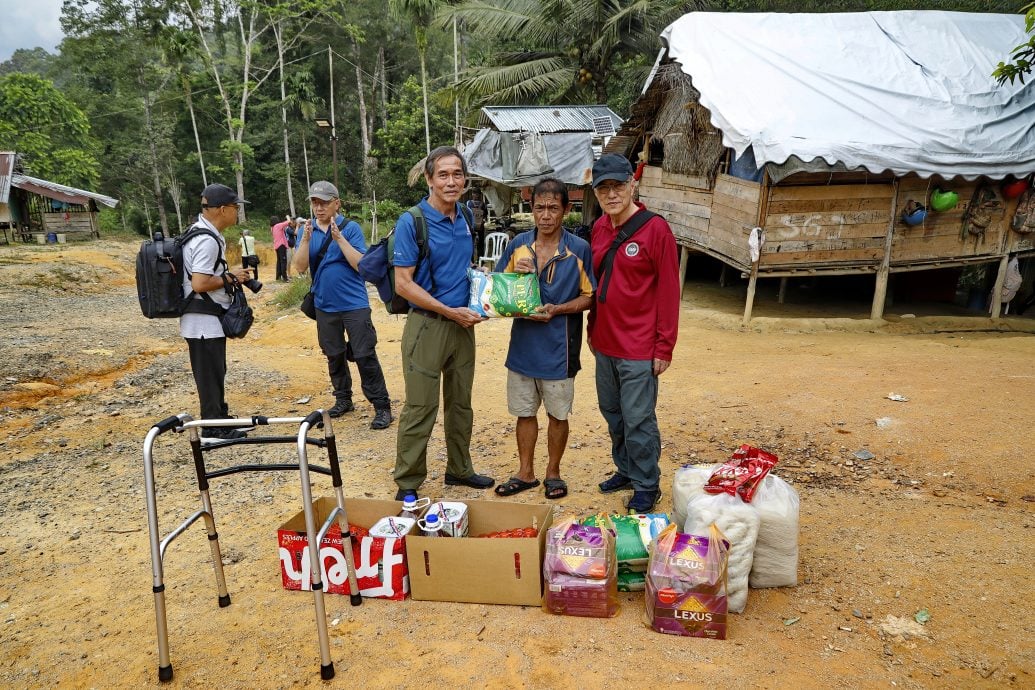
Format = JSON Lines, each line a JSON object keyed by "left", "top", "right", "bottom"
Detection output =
{"left": 608, "top": 12, "right": 1035, "bottom": 320}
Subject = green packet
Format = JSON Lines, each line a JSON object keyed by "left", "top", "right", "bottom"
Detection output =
{"left": 468, "top": 268, "right": 542, "bottom": 318}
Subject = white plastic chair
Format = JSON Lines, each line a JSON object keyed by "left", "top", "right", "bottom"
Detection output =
{"left": 479, "top": 232, "right": 510, "bottom": 269}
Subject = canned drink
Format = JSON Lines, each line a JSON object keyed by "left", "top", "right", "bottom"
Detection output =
{"left": 425, "top": 501, "right": 469, "bottom": 538}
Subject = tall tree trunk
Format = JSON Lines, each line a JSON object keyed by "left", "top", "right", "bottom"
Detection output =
{"left": 418, "top": 31, "right": 430, "bottom": 155}
{"left": 140, "top": 84, "right": 169, "bottom": 236}
{"left": 377, "top": 47, "right": 388, "bottom": 132}
{"left": 353, "top": 38, "right": 373, "bottom": 196}
{"left": 183, "top": 78, "right": 207, "bottom": 187}
{"left": 274, "top": 25, "right": 295, "bottom": 217}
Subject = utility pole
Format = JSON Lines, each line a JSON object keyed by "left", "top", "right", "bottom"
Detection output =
{"left": 329, "top": 45, "right": 339, "bottom": 190}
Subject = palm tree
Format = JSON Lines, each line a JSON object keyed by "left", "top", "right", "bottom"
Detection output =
{"left": 389, "top": 0, "right": 441, "bottom": 154}
{"left": 441, "top": 0, "right": 699, "bottom": 105}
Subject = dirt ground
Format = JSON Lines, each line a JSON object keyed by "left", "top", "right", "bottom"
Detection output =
{"left": 0, "top": 239, "right": 1032, "bottom": 689}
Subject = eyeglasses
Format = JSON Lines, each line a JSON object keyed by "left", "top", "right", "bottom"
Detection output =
{"left": 595, "top": 181, "right": 629, "bottom": 196}
{"left": 202, "top": 203, "right": 238, "bottom": 209}
{"left": 310, "top": 199, "right": 338, "bottom": 208}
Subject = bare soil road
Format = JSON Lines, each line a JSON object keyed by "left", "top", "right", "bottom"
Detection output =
{"left": 0, "top": 240, "right": 1032, "bottom": 689}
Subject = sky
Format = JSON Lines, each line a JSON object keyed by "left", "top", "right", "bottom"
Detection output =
{"left": 0, "top": 0, "right": 66, "bottom": 63}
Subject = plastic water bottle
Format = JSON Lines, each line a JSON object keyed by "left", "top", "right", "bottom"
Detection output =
{"left": 419, "top": 513, "right": 445, "bottom": 537}
{"left": 399, "top": 494, "right": 430, "bottom": 521}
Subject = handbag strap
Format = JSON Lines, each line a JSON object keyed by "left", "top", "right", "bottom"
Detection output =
{"left": 308, "top": 221, "right": 337, "bottom": 287}
{"left": 596, "top": 209, "right": 656, "bottom": 304}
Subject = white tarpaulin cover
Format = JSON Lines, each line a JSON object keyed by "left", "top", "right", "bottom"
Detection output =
{"left": 660, "top": 11, "right": 1035, "bottom": 180}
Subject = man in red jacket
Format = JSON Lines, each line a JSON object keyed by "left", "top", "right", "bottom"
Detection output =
{"left": 588, "top": 154, "right": 680, "bottom": 512}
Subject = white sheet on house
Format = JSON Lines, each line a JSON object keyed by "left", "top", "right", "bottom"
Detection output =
{"left": 465, "top": 129, "right": 594, "bottom": 186}
{"left": 659, "top": 11, "right": 1035, "bottom": 180}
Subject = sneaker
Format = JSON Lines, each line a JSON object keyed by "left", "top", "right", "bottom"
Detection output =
{"left": 598, "top": 473, "right": 632, "bottom": 493}
{"left": 444, "top": 472, "right": 495, "bottom": 489}
{"left": 370, "top": 407, "right": 393, "bottom": 430}
{"left": 626, "top": 490, "right": 662, "bottom": 513}
{"left": 328, "top": 400, "right": 355, "bottom": 418}
{"left": 394, "top": 488, "right": 418, "bottom": 502}
{"left": 201, "top": 427, "right": 248, "bottom": 440}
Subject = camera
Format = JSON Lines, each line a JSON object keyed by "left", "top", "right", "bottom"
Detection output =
{"left": 242, "top": 276, "right": 263, "bottom": 293}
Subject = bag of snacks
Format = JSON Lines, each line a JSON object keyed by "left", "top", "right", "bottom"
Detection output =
{"left": 644, "top": 523, "right": 729, "bottom": 639}
{"left": 543, "top": 517, "right": 618, "bottom": 618}
{"left": 468, "top": 269, "right": 542, "bottom": 317}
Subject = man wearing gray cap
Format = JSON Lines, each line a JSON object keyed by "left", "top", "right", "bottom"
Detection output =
{"left": 293, "top": 181, "right": 393, "bottom": 429}
{"left": 588, "top": 154, "right": 680, "bottom": 513}
{"left": 181, "top": 183, "right": 254, "bottom": 439}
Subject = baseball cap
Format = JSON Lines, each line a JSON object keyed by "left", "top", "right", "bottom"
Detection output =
{"left": 295, "top": 216, "right": 306, "bottom": 224}
{"left": 308, "top": 180, "right": 339, "bottom": 201}
{"left": 591, "top": 154, "right": 634, "bottom": 188}
{"left": 201, "top": 183, "right": 248, "bottom": 206}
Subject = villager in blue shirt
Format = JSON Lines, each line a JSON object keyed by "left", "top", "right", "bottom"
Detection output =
{"left": 292, "top": 180, "right": 392, "bottom": 430}
{"left": 491, "top": 178, "right": 595, "bottom": 501}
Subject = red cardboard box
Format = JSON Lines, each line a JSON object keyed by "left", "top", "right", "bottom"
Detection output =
{"left": 278, "top": 497, "right": 409, "bottom": 600}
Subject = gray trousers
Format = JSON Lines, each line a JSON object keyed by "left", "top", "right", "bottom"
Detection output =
{"left": 315, "top": 307, "right": 390, "bottom": 409}
{"left": 594, "top": 352, "right": 661, "bottom": 492}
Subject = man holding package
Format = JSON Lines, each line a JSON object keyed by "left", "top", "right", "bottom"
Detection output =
{"left": 392, "top": 145, "right": 494, "bottom": 502}
{"left": 588, "top": 154, "right": 680, "bottom": 513}
{"left": 493, "top": 177, "right": 594, "bottom": 500}
{"left": 293, "top": 181, "right": 393, "bottom": 429}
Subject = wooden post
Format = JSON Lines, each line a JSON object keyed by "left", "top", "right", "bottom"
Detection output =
{"left": 871, "top": 179, "right": 899, "bottom": 320}
{"left": 777, "top": 277, "right": 788, "bottom": 304}
{"left": 743, "top": 259, "right": 760, "bottom": 324}
{"left": 677, "top": 244, "right": 689, "bottom": 302}
{"left": 743, "top": 170, "right": 771, "bottom": 325}
{"left": 989, "top": 254, "right": 1009, "bottom": 319}
{"left": 719, "top": 263, "right": 728, "bottom": 287}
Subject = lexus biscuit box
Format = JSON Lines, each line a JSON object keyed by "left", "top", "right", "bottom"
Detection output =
{"left": 277, "top": 497, "right": 409, "bottom": 600}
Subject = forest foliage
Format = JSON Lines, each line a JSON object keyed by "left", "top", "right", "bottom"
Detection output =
{"left": 0, "top": 0, "right": 1028, "bottom": 235}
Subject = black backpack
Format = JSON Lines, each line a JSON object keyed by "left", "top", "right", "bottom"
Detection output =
{"left": 358, "top": 204, "right": 474, "bottom": 314}
{"left": 136, "top": 225, "right": 226, "bottom": 319}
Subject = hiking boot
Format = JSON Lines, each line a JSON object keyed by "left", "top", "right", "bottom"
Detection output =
{"left": 328, "top": 399, "right": 355, "bottom": 418}
{"left": 598, "top": 473, "right": 632, "bottom": 493}
{"left": 370, "top": 407, "right": 393, "bottom": 430}
{"left": 626, "top": 489, "right": 662, "bottom": 513}
{"left": 444, "top": 472, "right": 495, "bottom": 489}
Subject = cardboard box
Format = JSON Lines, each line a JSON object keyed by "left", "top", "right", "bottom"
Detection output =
{"left": 278, "top": 497, "right": 409, "bottom": 600}
{"left": 405, "top": 499, "right": 553, "bottom": 606}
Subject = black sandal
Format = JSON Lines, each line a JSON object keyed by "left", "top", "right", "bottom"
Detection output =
{"left": 544, "top": 478, "right": 568, "bottom": 500}
{"left": 494, "top": 477, "right": 540, "bottom": 497}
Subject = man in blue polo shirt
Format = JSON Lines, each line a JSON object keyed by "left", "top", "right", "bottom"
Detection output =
{"left": 293, "top": 180, "right": 392, "bottom": 429}
{"left": 493, "top": 177, "right": 595, "bottom": 500}
{"left": 391, "top": 146, "right": 494, "bottom": 501}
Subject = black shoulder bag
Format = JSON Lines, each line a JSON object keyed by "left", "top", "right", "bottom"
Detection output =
{"left": 299, "top": 225, "right": 336, "bottom": 320}
{"left": 595, "top": 210, "right": 657, "bottom": 303}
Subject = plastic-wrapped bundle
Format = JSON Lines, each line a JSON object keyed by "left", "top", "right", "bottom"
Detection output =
{"left": 467, "top": 269, "right": 542, "bottom": 317}
{"left": 748, "top": 474, "right": 800, "bottom": 588}
{"left": 542, "top": 518, "right": 618, "bottom": 618}
{"left": 644, "top": 524, "right": 729, "bottom": 639}
{"left": 672, "top": 464, "right": 717, "bottom": 529}
{"left": 684, "top": 493, "right": 759, "bottom": 613}
{"left": 583, "top": 513, "right": 669, "bottom": 572}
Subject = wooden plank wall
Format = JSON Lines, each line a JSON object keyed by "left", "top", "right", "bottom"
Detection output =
{"left": 41, "top": 212, "right": 98, "bottom": 236}
{"left": 760, "top": 183, "right": 894, "bottom": 268}
{"left": 707, "top": 174, "right": 759, "bottom": 266}
{"left": 891, "top": 178, "right": 1009, "bottom": 265}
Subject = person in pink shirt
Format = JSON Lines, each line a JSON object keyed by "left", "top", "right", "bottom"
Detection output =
{"left": 271, "top": 215, "right": 291, "bottom": 281}
{"left": 587, "top": 154, "right": 680, "bottom": 513}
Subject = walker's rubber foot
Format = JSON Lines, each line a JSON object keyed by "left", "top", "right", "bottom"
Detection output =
{"left": 350, "top": 594, "right": 362, "bottom": 607}
{"left": 218, "top": 594, "right": 231, "bottom": 608}
{"left": 321, "top": 663, "right": 335, "bottom": 680}
{"left": 158, "top": 664, "right": 174, "bottom": 682}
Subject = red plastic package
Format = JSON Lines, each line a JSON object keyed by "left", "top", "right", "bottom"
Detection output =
{"left": 703, "top": 445, "right": 778, "bottom": 503}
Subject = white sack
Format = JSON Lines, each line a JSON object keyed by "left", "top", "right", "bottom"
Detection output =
{"left": 684, "top": 492, "right": 759, "bottom": 613}
{"left": 671, "top": 464, "right": 718, "bottom": 529}
{"left": 748, "top": 473, "right": 800, "bottom": 588}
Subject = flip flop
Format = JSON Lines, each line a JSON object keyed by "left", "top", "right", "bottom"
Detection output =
{"left": 544, "top": 478, "right": 568, "bottom": 500}
{"left": 495, "top": 477, "right": 540, "bottom": 497}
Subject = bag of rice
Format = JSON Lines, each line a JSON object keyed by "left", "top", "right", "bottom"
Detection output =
{"left": 684, "top": 492, "right": 759, "bottom": 613}
{"left": 748, "top": 473, "right": 800, "bottom": 588}
{"left": 467, "top": 269, "right": 542, "bottom": 317}
{"left": 672, "top": 464, "right": 717, "bottom": 529}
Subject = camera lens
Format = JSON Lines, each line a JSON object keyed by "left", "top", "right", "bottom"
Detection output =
{"left": 243, "top": 278, "right": 263, "bottom": 294}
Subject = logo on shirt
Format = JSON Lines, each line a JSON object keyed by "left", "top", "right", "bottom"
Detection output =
{"left": 625, "top": 242, "right": 640, "bottom": 257}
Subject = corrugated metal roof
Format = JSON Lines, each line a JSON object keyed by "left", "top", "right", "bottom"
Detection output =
{"left": 0, "top": 152, "right": 15, "bottom": 204}
{"left": 478, "top": 105, "right": 623, "bottom": 133}
{"left": 10, "top": 173, "right": 118, "bottom": 208}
